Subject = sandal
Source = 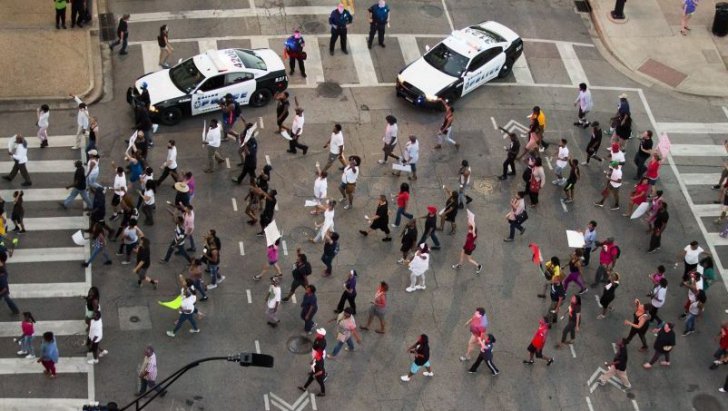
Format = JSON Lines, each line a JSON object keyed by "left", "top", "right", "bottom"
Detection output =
{"left": 375, "top": 330, "right": 385, "bottom": 334}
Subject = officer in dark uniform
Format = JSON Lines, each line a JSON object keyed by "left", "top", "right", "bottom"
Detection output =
{"left": 285, "top": 29, "right": 307, "bottom": 78}
{"left": 329, "top": 3, "right": 353, "bottom": 55}
{"left": 367, "top": 0, "right": 390, "bottom": 49}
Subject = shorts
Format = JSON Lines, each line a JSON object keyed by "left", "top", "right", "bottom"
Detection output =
{"left": 714, "top": 348, "right": 728, "bottom": 359}
{"left": 527, "top": 343, "right": 543, "bottom": 358}
{"left": 136, "top": 267, "right": 148, "bottom": 281}
{"left": 648, "top": 177, "right": 658, "bottom": 186}
{"left": 463, "top": 247, "right": 474, "bottom": 256}
{"left": 723, "top": 195, "right": 728, "bottom": 207}
{"left": 112, "top": 194, "right": 121, "bottom": 207}
{"left": 410, "top": 361, "right": 431, "bottom": 374}
{"left": 563, "top": 178, "right": 576, "bottom": 191}
{"left": 578, "top": 107, "right": 588, "bottom": 119}
{"left": 368, "top": 304, "right": 386, "bottom": 319}
{"left": 268, "top": 260, "right": 278, "bottom": 266}
{"left": 327, "top": 152, "right": 340, "bottom": 165}
{"left": 339, "top": 182, "right": 356, "bottom": 195}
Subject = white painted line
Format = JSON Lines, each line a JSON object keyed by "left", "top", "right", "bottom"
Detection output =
{"left": 0, "top": 135, "right": 76, "bottom": 148}
{"left": 569, "top": 344, "right": 576, "bottom": 358}
{"left": 265, "top": 155, "right": 271, "bottom": 166}
{"left": 490, "top": 117, "right": 498, "bottom": 130}
{"left": 440, "top": 0, "right": 455, "bottom": 31}
{"left": 87, "top": 351, "right": 95, "bottom": 401}
{"left": 349, "top": 36, "right": 378, "bottom": 86}
{"left": 255, "top": 339, "right": 261, "bottom": 354}
{"left": 545, "top": 156, "right": 553, "bottom": 170}
{"left": 232, "top": 197, "right": 238, "bottom": 212}
{"left": 23, "top": 216, "right": 87, "bottom": 231}
{"left": 264, "top": 394, "right": 270, "bottom": 411}
{"left": 249, "top": 0, "right": 256, "bottom": 9}
{"left": 560, "top": 199, "right": 568, "bottom": 213}
{"left": 694, "top": 204, "right": 723, "bottom": 217}
{"left": 0, "top": 357, "right": 88, "bottom": 375}
{"left": 670, "top": 144, "right": 727, "bottom": 157}
{"left": 587, "top": 367, "right": 605, "bottom": 385}
{"left": 239, "top": 241, "right": 245, "bottom": 256}
{"left": 556, "top": 42, "right": 587, "bottom": 86}
{"left": 0, "top": 399, "right": 92, "bottom": 410}
{"left": 0, "top": 160, "right": 76, "bottom": 173}
{"left": 0, "top": 188, "right": 69, "bottom": 202}
{"left": 513, "top": 54, "right": 535, "bottom": 84}
{"left": 523, "top": 38, "right": 595, "bottom": 47}
{"left": 129, "top": 7, "right": 334, "bottom": 22}
{"left": 0, "top": 320, "right": 85, "bottom": 338}
{"left": 282, "top": 240, "right": 288, "bottom": 256}
{"left": 310, "top": 392, "right": 318, "bottom": 410}
{"left": 12, "top": 282, "right": 88, "bottom": 299}
{"left": 259, "top": 117, "right": 264, "bottom": 129}
{"left": 140, "top": 42, "right": 159, "bottom": 75}
{"left": 304, "top": 36, "right": 325, "bottom": 85}
{"left": 681, "top": 173, "right": 721, "bottom": 185}
{"left": 398, "top": 35, "right": 422, "bottom": 65}
{"left": 705, "top": 232, "right": 728, "bottom": 246}
{"left": 656, "top": 122, "right": 728, "bottom": 134}
{"left": 8, "top": 247, "right": 85, "bottom": 264}
{"left": 632, "top": 399, "right": 640, "bottom": 411}
{"left": 585, "top": 397, "right": 594, "bottom": 411}
{"left": 246, "top": 289, "right": 252, "bottom": 304}
{"left": 250, "top": 37, "right": 269, "bottom": 49}
{"left": 225, "top": 157, "right": 231, "bottom": 169}
{"left": 612, "top": 342, "right": 617, "bottom": 353}
{"left": 291, "top": 294, "right": 297, "bottom": 304}
{"left": 594, "top": 294, "right": 600, "bottom": 305}
{"left": 198, "top": 39, "right": 218, "bottom": 54}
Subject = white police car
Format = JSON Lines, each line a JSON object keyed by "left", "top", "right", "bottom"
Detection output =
{"left": 396, "top": 21, "right": 523, "bottom": 107}
{"left": 128, "top": 48, "right": 288, "bottom": 125}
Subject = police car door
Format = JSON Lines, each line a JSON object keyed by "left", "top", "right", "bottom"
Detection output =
{"left": 223, "top": 72, "right": 255, "bottom": 106}
{"left": 191, "top": 75, "right": 226, "bottom": 116}
{"left": 462, "top": 47, "right": 504, "bottom": 96}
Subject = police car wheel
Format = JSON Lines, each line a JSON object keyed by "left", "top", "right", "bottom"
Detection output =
{"left": 160, "top": 107, "right": 182, "bottom": 126}
{"left": 498, "top": 59, "right": 513, "bottom": 78}
{"left": 250, "top": 89, "right": 273, "bottom": 108}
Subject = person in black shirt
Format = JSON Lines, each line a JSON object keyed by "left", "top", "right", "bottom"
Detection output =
{"left": 584, "top": 121, "right": 603, "bottom": 165}
{"left": 275, "top": 92, "right": 290, "bottom": 133}
{"left": 0, "top": 254, "right": 20, "bottom": 315}
{"left": 328, "top": 4, "right": 353, "bottom": 55}
{"left": 499, "top": 131, "right": 520, "bottom": 180}
{"left": 234, "top": 137, "right": 258, "bottom": 185}
{"left": 634, "top": 130, "right": 654, "bottom": 179}
{"left": 283, "top": 249, "right": 312, "bottom": 302}
{"left": 399, "top": 219, "right": 418, "bottom": 264}
{"left": 298, "top": 351, "right": 326, "bottom": 397}
{"left": 256, "top": 189, "right": 277, "bottom": 236}
{"left": 70, "top": 0, "right": 85, "bottom": 28}
{"left": 648, "top": 202, "right": 668, "bottom": 253}
{"left": 547, "top": 278, "right": 565, "bottom": 328}
{"left": 598, "top": 338, "right": 632, "bottom": 389}
{"left": 401, "top": 334, "right": 433, "bottom": 381}
{"left": 133, "top": 238, "right": 158, "bottom": 288}
{"left": 109, "top": 14, "right": 130, "bottom": 55}
{"left": 63, "top": 160, "right": 92, "bottom": 209}
{"left": 418, "top": 206, "right": 441, "bottom": 249}
{"left": 643, "top": 322, "right": 675, "bottom": 368}
{"left": 321, "top": 231, "right": 339, "bottom": 277}
{"left": 358, "top": 195, "right": 392, "bottom": 241}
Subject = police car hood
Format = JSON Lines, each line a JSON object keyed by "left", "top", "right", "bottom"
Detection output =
{"left": 400, "top": 59, "right": 458, "bottom": 96}
{"left": 253, "top": 49, "right": 285, "bottom": 73}
{"left": 135, "top": 71, "right": 186, "bottom": 106}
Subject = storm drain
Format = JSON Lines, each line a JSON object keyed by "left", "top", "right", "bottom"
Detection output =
{"left": 98, "top": 13, "right": 116, "bottom": 42}
{"left": 287, "top": 336, "right": 313, "bottom": 354}
{"left": 316, "top": 82, "right": 343, "bottom": 98}
{"left": 575, "top": 0, "right": 592, "bottom": 13}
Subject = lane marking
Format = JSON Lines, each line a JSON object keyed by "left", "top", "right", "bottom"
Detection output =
{"left": 198, "top": 39, "right": 218, "bottom": 54}
{"left": 585, "top": 397, "right": 594, "bottom": 411}
{"left": 512, "top": 53, "right": 535, "bottom": 85}
{"left": 246, "top": 289, "right": 252, "bottom": 304}
{"left": 226, "top": 157, "right": 231, "bottom": 169}
{"left": 255, "top": 340, "right": 261, "bottom": 354}
{"left": 670, "top": 144, "right": 727, "bottom": 157}
{"left": 23, "top": 216, "right": 87, "bottom": 231}
{"left": 12, "top": 282, "right": 89, "bottom": 299}
{"left": 310, "top": 393, "right": 318, "bottom": 410}
{"left": 0, "top": 160, "right": 81, "bottom": 173}
{"left": 259, "top": 117, "right": 264, "bottom": 129}
{"left": 232, "top": 197, "right": 238, "bottom": 212}
{"left": 545, "top": 156, "right": 553, "bottom": 170}
{"left": 304, "top": 36, "right": 325, "bottom": 85}
{"left": 0, "top": 320, "right": 85, "bottom": 337}
{"left": 656, "top": 122, "right": 728, "bottom": 134}
{"left": 0, "top": 135, "right": 76, "bottom": 148}
{"left": 560, "top": 198, "right": 568, "bottom": 213}
{"left": 723, "top": 106, "right": 728, "bottom": 120}
{"left": 0, "top": 399, "right": 93, "bottom": 409}
{"left": 8, "top": 247, "right": 86, "bottom": 264}
{"left": 490, "top": 117, "right": 498, "bottom": 130}
{"left": 440, "top": 0, "right": 455, "bottom": 32}
{"left": 129, "top": 7, "right": 334, "bottom": 22}
{"left": 681, "top": 173, "right": 721, "bottom": 185}
{"left": 291, "top": 294, "right": 297, "bottom": 304}
{"left": 632, "top": 399, "right": 640, "bottom": 411}
{"left": 569, "top": 344, "right": 576, "bottom": 358}
{"left": 249, "top": 0, "right": 256, "bottom": 10}
{"left": 282, "top": 240, "right": 288, "bottom": 256}
{"left": 0, "top": 188, "right": 69, "bottom": 202}
{"left": 239, "top": 241, "right": 245, "bottom": 256}
{"left": 693, "top": 204, "right": 723, "bottom": 217}
{"left": 141, "top": 42, "right": 159, "bottom": 75}
{"left": 556, "top": 42, "right": 587, "bottom": 86}
{"left": 348, "top": 36, "right": 378, "bottom": 86}
{"left": 265, "top": 155, "right": 271, "bottom": 166}
{"left": 0, "top": 357, "right": 88, "bottom": 374}
{"left": 264, "top": 394, "right": 270, "bottom": 411}
{"left": 612, "top": 342, "right": 617, "bottom": 353}
{"left": 398, "top": 35, "right": 422, "bottom": 65}
{"left": 87, "top": 352, "right": 95, "bottom": 402}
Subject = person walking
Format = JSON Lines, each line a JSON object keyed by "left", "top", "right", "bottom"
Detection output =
{"left": 459, "top": 308, "right": 488, "bottom": 362}
{"left": 392, "top": 182, "right": 413, "bottom": 228}
{"left": 16, "top": 311, "right": 36, "bottom": 358}
{"left": 133, "top": 238, "right": 159, "bottom": 288}
{"left": 137, "top": 346, "right": 166, "bottom": 396}
{"left": 328, "top": 3, "right": 353, "bottom": 55}
{"left": 683, "top": 289, "right": 706, "bottom": 336}
{"left": 182, "top": 205, "right": 196, "bottom": 252}
{"left": 282, "top": 249, "right": 312, "bottom": 302}
{"left": 523, "top": 317, "right": 554, "bottom": 366}
{"left": 623, "top": 177, "right": 649, "bottom": 218}
{"left": 398, "top": 219, "right": 418, "bottom": 264}
{"left": 321, "top": 231, "right": 339, "bottom": 277}
{"left": 256, "top": 189, "right": 278, "bottom": 236}
{"left": 504, "top": 191, "right": 527, "bottom": 242}
{"left": 401, "top": 334, "right": 434, "bottom": 381}
{"left": 234, "top": 134, "right": 258, "bottom": 184}
{"left": 328, "top": 307, "right": 362, "bottom": 358}
{"left": 255, "top": 240, "right": 281, "bottom": 281}
{"left": 274, "top": 91, "right": 290, "bottom": 134}
{"left": 202, "top": 231, "right": 224, "bottom": 288}
{"left": 118, "top": 219, "right": 143, "bottom": 265}
{"left": 335, "top": 270, "right": 357, "bottom": 315}
{"left": 418, "top": 206, "right": 440, "bottom": 249}
{"left": 86, "top": 310, "right": 108, "bottom": 364}
{"left": 367, "top": 0, "right": 390, "bottom": 48}
{"left": 166, "top": 287, "right": 200, "bottom": 337}
{"left": 55, "top": 0, "right": 67, "bottom": 29}
{"left": 265, "top": 276, "right": 282, "bottom": 327}
{"left": 597, "top": 338, "right": 631, "bottom": 389}
{"left": 526, "top": 157, "right": 544, "bottom": 208}
{"left": 435, "top": 99, "right": 458, "bottom": 150}
{"left": 285, "top": 29, "right": 307, "bottom": 78}
{"left": 457, "top": 160, "right": 472, "bottom": 208}
{"left": 37, "top": 332, "right": 59, "bottom": 378}
{"left": 69, "top": 95, "right": 89, "bottom": 150}
{"left": 680, "top": 0, "right": 698, "bottom": 35}
{"left": 562, "top": 249, "right": 587, "bottom": 295}
{"left": 338, "top": 157, "right": 359, "bottom": 210}
{"left": 301, "top": 285, "right": 319, "bottom": 334}
{"left": 159, "top": 215, "right": 192, "bottom": 264}
{"left": 582, "top": 121, "right": 604, "bottom": 165}
{"left": 322, "top": 124, "right": 346, "bottom": 172}
{"left": 405, "top": 243, "right": 430, "bottom": 292}
{"left": 359, "top": 194, "right": 392, "bottom": 241}
{"left": 633, "top": 131, "right": 654, "bottom": 179}
{"left": 499, "top": 131, "right": 520, "bottom": 180}
{"left": 202, "top": 120, "right": 224, "bottom": 173}
{"left": 139, "top": 180, "right": 156, "bottom": 226}
{"left": 591, "top": 237, "right": 619, "bottom": 286}
{"left": 562, "top": 158, "right": 580, "bottom": 204}
{"left": 4, "top": 134, "right": 32, "bottom": 186}
{"left": 558, "top": 295, "right": 582, "bottom": 348}
{"left": 468, "top": 333, "right": 499, "bottom": 376}
{"left": 623, "top": 299, "right": 651, "bottom": 352}
{"left": 552, "top": 139, "right": 570, "bottom": 186}
{"left": 109, "top": 14, "right": 130, "bottom": 55}
{"left": 573, "top": 83, "right": 593, "bottom": 128}
{"left": 298, "top": 350, "right": 326, "bottom": 397}
{"left": 157, "top": 25, "right": 174, "bottom": 68}
{"left": 677, "top": 240, "right": 706, "bottom": 281}
{"left": 645, "top": 152, "right": 662, "bottom": 197}
{"left": 594, "top": 161, "right": 623, "bottom": 210}
{"left": 10, "top": 191, "right": 26, "bottom": 233}
{"left": 83, "top": 287, "right": 100, "bottom": 331}
{"left": 36, "top": 104, "right": 50, "bottom": 147}
{"left": 63, "top": 160, "right": 92, "bottom": 209}
{"left": 288, "top": 107, "right": 308, "bottom": 154}
{"left": 156, "top": 140, "right": 179, "bottom": 186}
{"left": 643, "top": 322, "right": 675, "bottom": 369}
{"left": 396, "top": 135, "right": 419, "bottom": 180}
{"left": 86, "top": 149, "right": 101, "bottom": 190}
{"left": 378, "top": 115, "right": 399, "bottom": 165}
{"left": 452, "top": 224, "right": 482, "bottom": 274}
{"left": 438, "top": 188, "right": 459, "bottom": 234}
{"left": 647, "top": 277, "right": 668, "bottom": 327}
{"left": 0, "top": 253, "right": 20, "bottom": 315}
{"left": 597, "top": 272, "right": 620, "bottom": 319}
{"left": 710, "top": 322, "right": 728, "bottom": 370}
{"left": 360, "top": 281, "right": 388, "bottom": 334}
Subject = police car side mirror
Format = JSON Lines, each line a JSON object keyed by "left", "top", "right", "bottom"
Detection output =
{"left": 194, "top": 90, "right": 202, "bottom": 94}
{"left": 178, "top": 58, "right": 183, "bottom": 64}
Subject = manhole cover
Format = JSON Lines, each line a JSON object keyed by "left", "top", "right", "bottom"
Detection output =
{"left": 287, "top": 336, "right": 313, "bottom": 354}
{"left": 302, "top": 21, "right": 324, "bottom": 33}
{"left": 419, "top": 5, "right": 443, "bottom": 18}
{"left": 316, "top": 82, "right": 343, "bottom": 98}
{"left": 129, "top": 316, "right": 140, "bottom": 323}
{"left": 692, "top": 393, "right": 723, "bottom": 411}
{"left": 473, "top": 178, "right": 496, "bottom": 195}
{"left": 289, "top": 226, "right": 316, "bottom": 242}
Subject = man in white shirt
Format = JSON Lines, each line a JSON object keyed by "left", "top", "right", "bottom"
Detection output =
{"left": 395, "top": 135, "right": 419, "bottom": 180}
{"left": 406, "top": 244, "right": 430, "bottom": 292}
{"left": 609, "top": 142, "right": 626, "bottom": 165}
{"left": 71, "top": 94, "right": 89, "bottom": 150}
{"left": 338, "top": 157, "right": 359, "bottom": 209}
{"left": 323, "top": 123, "right": 346, "bottom": 172}
{"left": 552, "top": 139, "right": 570, "bottom": 186}
{"left": 378, "top": 115, "right": 399, "bottom": 164}
{"left": 594, "top": 162, "right": 622, "bottom": 210}
{"left": 157, "top": 139, "right": 179, "bottom": 186}
{"left": 3, "top": 134, "right": 32, "bottom": 186}
{"left": 266, "top": 276, "right": 282, "bottom": 327}
{"left": 167, "top": 287, "right": 200, "bottom": 336}
{"left": 649, "top": 277, "right": 667, "bottom": 327}
{"left": 679, "top": 241, "right": 706, "bottom": 280}
{"left": 110, "top": 166, "right": 127, "bottom": 219}
{"left": 87, "top": 311, "right": 108, "bottom": 364}
{"left": 203, "top": 119, "right": 224, "bottom": 173}
{"left": 573, "top": 83, "right": 593, "bottom": 128}
{"left": 287, "top": 107, "right": 308, "bottom": 155}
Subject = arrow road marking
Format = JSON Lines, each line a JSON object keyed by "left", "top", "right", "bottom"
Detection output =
{"left": 502, "top": 119, "right": 529, "bottom": 137}
{"left": 585, "top": 397, "right": 595, "bottom": 411}
{"left": 269, "top": 392, "right": 311, "bottom": 411}
{"left": 264, "top": 394, "right": 270, "bottom": 411}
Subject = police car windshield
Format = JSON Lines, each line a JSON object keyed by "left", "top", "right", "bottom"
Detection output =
{"left": 235, "top": 50, "right": 267, "bottom": 71}
{"left": 424, "top": 43, "right": 468, "bottom": 78}
{"left": 169, "top": 59, "right": 205, "bottom": 94}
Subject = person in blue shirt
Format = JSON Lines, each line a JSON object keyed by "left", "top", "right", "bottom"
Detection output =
{"left": 329, "top": 3, "right": 353, "bottom": 55}
{"left": 367, "top": 0, "right": 390, "bottom": 49}
{"left": 285, "top": 29, "right": 307, "bottom": 78}
{"left": 38, "top": 331, "right": 59, "bottom": 377}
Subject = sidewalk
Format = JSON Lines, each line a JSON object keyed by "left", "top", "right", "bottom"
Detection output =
{"left": 590, "top": 0, "right": 728, "bottom": 98}
{"left": 0, "top": 0, "right": 103, "bottom": 107}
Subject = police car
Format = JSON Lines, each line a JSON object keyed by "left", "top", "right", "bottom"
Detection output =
{"left": 396, "top": 21, "right": 523, "bottom": 107}
{"left": 127, "top": 48, "right": 288, "bottom": 125}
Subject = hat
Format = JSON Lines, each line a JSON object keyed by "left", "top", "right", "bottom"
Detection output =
{"left": 271, "top": 276, "right": 280, "bottom": 284}
{"left": 316, "top": 328, "right": 326, "bottom": 336}
{"left": 427, "top": 206, "right": 437, "bottom": 214}
{"left": 609, "top": 161, "right": 620, "bottom": 167}
{"left": 87, "top": 149, "right": 98, "bottom": 156}
{"left": 611, "top": 143, "right": 620, "bottom": 152}
{"left": 141, "top": 82, "right": 148, "bottom": 89}
{"left": 174, "top": 182, "right": 190, "bottom": 193}
{"left": 618, "top": 93, "right": 628, "bottom": 99}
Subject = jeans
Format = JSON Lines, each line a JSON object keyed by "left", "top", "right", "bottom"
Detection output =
{"left": 191, "top": 278, "right": 207, "bottom": 299}
{"left": 64, "top": 188, "right": 92, "bottom": 209}
{"left": 110, "top": 34, "right": 128, "bottom": 53}
{"left": 87, "top": 172, "right": 101, "bottom": 190}
{"left": 321, "top": 253, "right": 334, "bottom": 274}
{"left": 156, "top": 167, "right": 178, "bottom": 186}
{"left": 593, "top": 264, "right": 609, "bottom": 285}
{"left": 582, "top": 247, "right": 592, "bottom": 266}
{"left": 21, "top": 335, "right": 34, "bottom": 356}
{"left": 208, "top": 264, "right": 220, "bottom": 285}
{"left": 418, "top": 230, "right": 440, "bottom": 247}
{"left": 302, "top": 311, "right": 316, "bottom": 332}
{"left": 331, "top": 337, "right": 354, "bottom": 356}
{"left": 685, "top": 313, "right": 698, "bottom": 333}
{"left": 1, "top": 294, "right": 20, "bottom": 314}
{"left": 186, "top": 236, "right": 196, "bottom": 251}
{"left": 172, "top": 312, "right": 198, "bottom": 333}
{"left": 394, "top": 207, "right": 413, "bottom": 226}
{"left": 164, "top": 243, "right": 192, "bottom": 263}
{"left": 86, "top": 243, "right": 111, "bottom": 264}
{"left": 508, "top": 220, "right": 524, "bottom": 239}
{"left": 139, "top": 378, "right": 163, "bottom": 395}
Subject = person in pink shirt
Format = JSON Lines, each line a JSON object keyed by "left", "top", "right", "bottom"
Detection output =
{"left": 17, "top": 311, "right": 36, "bottom": 358}
{"left": 459, "top": 308, "right": 487, "bottom": 362}
{"left": 255, "top": 239, "right": 282, "bottom": 280}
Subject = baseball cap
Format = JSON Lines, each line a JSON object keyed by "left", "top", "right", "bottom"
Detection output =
{"left": 427, "top": 206, "right": 437, "bottom": 214}
{"left": 316, "top": 328, "right": 326, "bottom": 336}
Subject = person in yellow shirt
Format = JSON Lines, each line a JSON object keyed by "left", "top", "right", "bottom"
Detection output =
{"left": 528, "top": 106, "right": 548, "bottom": 151}
{"left": 538, "top": 256, "right": 561, "bottom": 298}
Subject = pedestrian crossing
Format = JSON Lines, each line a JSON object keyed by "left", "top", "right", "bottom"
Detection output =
{"left": 0, "top": 134, "right": 94, "bottom": 408}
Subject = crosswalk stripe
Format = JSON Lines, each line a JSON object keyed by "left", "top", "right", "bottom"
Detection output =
{"left": 198, "top": 39, "right": 218, "bottom": 54}
{"left": 22, "top": 216, "right": 87, "bottom": 231}
{"left": 513, "top": 53, "right": 535, "bottom": 84}
{"left": 11, "top": 282, "right": 88, "bottom": 298}
{"left": 556, "top": 42, "right": 587, "bottom": 86}
{"left": 398, "top": 35, "right": 422, "bottom": 65}
{"left": 129, "top": 6, "right": 333, "bottom": 23}
{"left": 0, "top": 320, "right": 85, "bottom": 338}
{"left": 693, "top": 204, "right": 723, "bottom": 217}
{"left": 671, "top": 144, "right": 727, "bottom": 157}
{"left": 8, "top": 247, "right": 85, "bottom": 264}
{"left": 0, "top": 398, "right": 92, "bottom": 410}
{"left": 141, "top": 42, "right": 160, "bottom": 75}
{"left": 681, "top": 173, "right": 721, "bottom": 185}
{"left": 706, "top": 232, "right": 728, "bottom": 246}
{"left": 657, "top": 122, "right": 728, "bottom": 134}
{"left": 0, "top": 160, "right": 75, "bottom": 173}
{"left": 304, "top": 37, "right": 325, "bottom": 85}
{"left": 0, "top": 357, "right": 89, "bottom": 375}
{"left": 0, "top": 188, "right": 70, "bottom": 202}
{"left": 349, "top": 36, "right": 378, "bottom": 86}
{"left": 0, "top": 135, "right": 76, "bottom": 148}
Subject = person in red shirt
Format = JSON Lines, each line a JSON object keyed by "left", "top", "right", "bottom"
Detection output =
{"left": 452, "top": 225, "right": 482, "bottom": 274}
{"left": 459, "top": 308, "right": 487, "bottom": 361}
{"left": 392, "top": 182, "right": 413, "bottom": 227}
{"left": 645, "top": 152, "right": 661, "bottom": 197}
{"left": 710, "top": 322, "right": 728, "bottom": 369}
{"left": 591, "top": 238, "right": 619, "bottom": 287}
{"left": 523, "top": 317, "right": 554, "bottom": 366}
{"left": 623, "top": 177, "right": 650, "bottom": 217}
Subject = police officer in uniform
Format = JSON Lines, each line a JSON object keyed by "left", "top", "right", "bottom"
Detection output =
{"left": 285, "top": 29, "right": 307, "bottom": 78}
{"left": 367, "top": 0, "right": 390, "bottom": 49}
{"left": 329, "top": 3, "right": 353, "bottom": 55}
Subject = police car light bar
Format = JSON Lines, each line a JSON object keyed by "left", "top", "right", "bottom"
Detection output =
{"left": 205, "top": 50, "right": 229, "bottom": 73}
{"left": 450, "top": 30, "right": 483, "bottom": 54}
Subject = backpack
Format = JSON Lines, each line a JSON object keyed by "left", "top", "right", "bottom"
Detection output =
{"left": 233, "top": 101, "right": 242, "bottom": 119}
{"left": 612, "top": 245, "right": 621, "bottom": 259}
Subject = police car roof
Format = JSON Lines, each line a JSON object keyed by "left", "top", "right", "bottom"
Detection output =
{"left": 442, "top": 24, "right": 506, "bottom": 57}
{"left": 193, "top": 49, "right": 249, "bottom": 77}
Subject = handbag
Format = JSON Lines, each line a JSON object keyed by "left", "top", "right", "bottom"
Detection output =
{"left": 516, "top": 210, "right": 528, "bottom": 224}
{"left": 301, "top": 51, "right": 308, "bottom": 60}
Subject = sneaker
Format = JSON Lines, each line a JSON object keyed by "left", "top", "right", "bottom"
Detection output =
{"left": 115, "top": 252, "right": 123, "bottom": 256}
{"left": 596, "top": 314, "right": 606, "bottom": 320}
{"left": 415, "top": 285, "right": 426, "bottom": 290}
{"left": 452, "top": 264, "right": 462, "bottom": 270}
{"left": 397, "top": 258, "right": 405, "bottom": 265}
{"left": 87, "top": 359, "right": 99, "bottom": 364}
{"left": 720, "top": 388, "right": 728, "bottom": 393}
{"left": 423, "top": 371, "right": 434, "bottom": 377}
{"left": 660, "top": 361, "right": 670, "bottom": 366}
{"left": 166, "top": 331, "right": 175, "bottom": 337}
{"left": 546, "top": 358, "right": 554, "bottom": 366}
{"left": 25, "top": 353, "right": 35, "bottom": 359}
{"left": 539, "top": 147, "right": 545, "bottom": 153}
{"left": 581, "top": 161, "right": 588, "bottom": 165}
{"left": 476, "top": 264, "right": 483, "bottom": 274}
{"left": 522, "top": 360, "right": 534, "bottom": 365}
{"left": 218, "top": 276, "right": 226, "bottom": 284}
{"left": 610, "top": 206, "right": 620, "bottom": 211}
{"left": 405, "top": 287, "right": 416, "bottom": 293}
{"left": 377, "top": 160, "right": 385, "bottom": 164}
{"left": 459, "top": 356, "right": 469, "bottom": 362}
{"left": 121, "top": 260, "right": 131, "bottom": 265}
{"left": 207, "top": 284, "right": 218, "bottom": 290}
{"left": 16, "top": 351, "right": 27, "bottom": 356}
{"left": 430, "top": 246, "right": 440, "bottom": 250}
{"left": 400, "top": 375, "right": 410, "bottom": 382}
{"left": 104, "top": 261, "right": 112, "bottom": 265}
{"left": 713, "top": 184, "right": 721, "bottom": 190}
{"left": 578, "top": 288, "right": 589, "bottom": 295}
{"left": 189, "top": 329, "right": 201, "bottom": 334}
{"left": 683, "top": 330, "right": 695, "bottom": 336}
{"left": 343, "top": 204, "right": 351, "bottom": 210}
{"left": 593, "top": 202, "right": 604, "bottom": 208}
{"left": 390, "top": 224, "right": 399, "bottom": 228}
{"left": 642, "top": 362, "right": 652, "bottom": 369}
{"left": 99, "top": 350, "right": 108, "bottom": 358}
{"left": 552, "top": 179, "right": 560, "bottom": 185}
